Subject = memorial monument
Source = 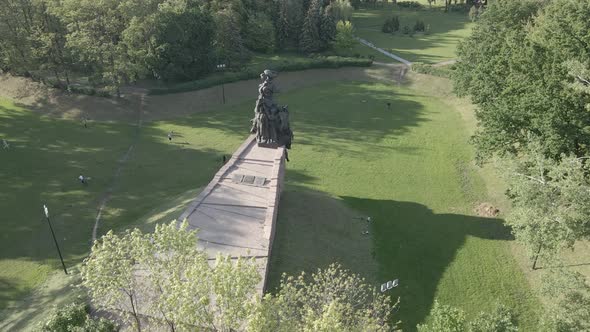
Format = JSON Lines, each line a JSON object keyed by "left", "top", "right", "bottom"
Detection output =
{"left": 250, "top": 70, "right": 293, "bottom": 149}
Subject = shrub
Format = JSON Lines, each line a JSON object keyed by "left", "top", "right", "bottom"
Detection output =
{"left": 148, "top": 56, "right": 373, "bottom": 95}
{"left": 382, "top": 18, "right": 392, "bottom": 33}
{"left": 41, "top": 302, "right": 117, "bottom": 332}
{"left": 413, "top": 19, "right": 425, "bottom": 32}
{"left": 402, "top": 25, "right": 411, "bottom": 35}
{"left": 396, "top": 1, "right": 423, "bottom": 9}
{"left": 411, "top": 62, "right": 456, "bottom": 78}
{"left": 391, "top": 16, "right": 400, "bottom": 32}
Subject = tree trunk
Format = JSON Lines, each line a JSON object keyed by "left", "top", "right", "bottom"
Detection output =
{"left": 532, "top": 244, "right": 542, "bottom": 270}
{"left": 128, "top": 293, "right": 142, "bottom": 332}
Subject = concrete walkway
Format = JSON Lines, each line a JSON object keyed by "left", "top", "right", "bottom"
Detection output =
{"left": 178, "top": 135, "right": 286, "bottom": 293}
{"left": 356, "top": 37, "right": 413, "bottom": 66}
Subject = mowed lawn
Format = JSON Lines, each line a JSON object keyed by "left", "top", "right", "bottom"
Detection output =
{"left": 352, "top": 6, "right": 473, "bottom": 63}
{"left": 267, "top": 81, "right": 541, "bottom": 330}
{"left": 0, "top": 97, "right": 249, "bottom": 328}
{"left": 1, "top": 77, "right": 541, "bottom": 330}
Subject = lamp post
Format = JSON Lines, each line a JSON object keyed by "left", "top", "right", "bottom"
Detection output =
{"left": 43, "top": 205, "right": 68, "bottom": 275}
{"left": 216, "top": 63, "right": 226, "bottom": 104}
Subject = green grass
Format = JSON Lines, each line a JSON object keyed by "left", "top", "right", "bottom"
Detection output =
{"left": 0, "top": 97, "right": 249, "bottom": 329}
{"left": 1, "top": 76, "right": 541, "bottom": 330}
{"left": 352, "top": 6, "right": 473, "bottom": 63}
{"left": 266, "top": 81, "right": 541, "bottom": 330}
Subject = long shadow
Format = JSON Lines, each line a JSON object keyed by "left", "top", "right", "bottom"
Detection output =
{"left": 341, "top": 196, "right": 512, "bottom": 330}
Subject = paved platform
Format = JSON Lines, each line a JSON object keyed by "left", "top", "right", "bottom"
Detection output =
{"left": 178, "top": 135, "right": 286, "bottom": 293}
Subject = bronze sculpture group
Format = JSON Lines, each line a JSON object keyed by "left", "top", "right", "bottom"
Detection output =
{"left": 250, "top": 70, "right": 293, "bottom": 149}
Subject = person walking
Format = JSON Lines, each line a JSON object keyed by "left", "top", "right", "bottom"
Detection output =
{"left": 78, "top": 175, "right": 86, "bottom": 185}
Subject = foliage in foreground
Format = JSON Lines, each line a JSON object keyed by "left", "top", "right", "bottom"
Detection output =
{"left": 40, "top": 302, "right": 117, "bottom": 332}
{"left": 498, "top": 142, "right": 590, "bottom": 268}
{"left": 454, "top": 0, "right": 590, "bottom": 161}
{"left": 417, "top": 301, "right": 518, "bottom": 332}
{"left": 541, "top": 270, "right": 590, "bottom": 332}
{"left": 82, "top": 221, "right": 394, "bottom": 331}
{"left": 82, "top": 221, "right": 260, "bottom": 332}
{"left": 249, "top": 264, "right": 396, "bottom": 332}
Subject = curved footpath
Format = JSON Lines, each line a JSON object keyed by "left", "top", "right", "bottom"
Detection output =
{"left": 177, "top": 135, "right": 286, "bottom": 294}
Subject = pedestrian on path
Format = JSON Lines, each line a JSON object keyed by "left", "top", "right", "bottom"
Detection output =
{"left": 78, "top": 175, "right": 87, "bottom": 185}
{"left": 2, "top": 139, "right": 9, "bottom": 149}
{"left": 168, "top": 131, "right": 173, "bottom": 141}
{"left": 82, "top": 117, "right": 88, "bottom": 128}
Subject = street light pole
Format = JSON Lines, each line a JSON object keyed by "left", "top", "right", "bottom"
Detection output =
{"left": 217, "top": 63, "right": 226, "bottom": 104}
{"left": 43, "top": 205, "right": 68, "bottom": 275}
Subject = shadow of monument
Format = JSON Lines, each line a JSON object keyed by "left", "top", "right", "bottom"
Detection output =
{"left": 341, "top": 196, "right": 513, "bottom": 330}
{"left": 268, "top": 190, "right": 514, "bottom": 331}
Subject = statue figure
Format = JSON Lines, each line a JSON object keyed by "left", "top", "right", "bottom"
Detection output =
{"left": 250, "top": 70, "right": 293, "bottom": 149}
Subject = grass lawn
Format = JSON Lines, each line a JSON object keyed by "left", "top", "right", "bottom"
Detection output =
{"left": 0, "top": 97, "right": 250, "bottom": 329}
{"left": 352, "top": 6, "right": 473, "bottom": 63}
{"left": 1, "top": 72, "right": 542, "bottom": 330}
{"left": 267, "top": 80, "right": 541, "bottom": 330}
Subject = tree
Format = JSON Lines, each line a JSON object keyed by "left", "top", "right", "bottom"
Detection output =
{"left": 299, "top": 0, "right": 322, "bottom": 53}
{"left": 82, "top": 221, "right": 261, "bottom": 331}
{"left": 418, "top": 301, "right": 517, "bottom": 332}
{"left": 150, "top": 5, "right": 215, "bottom": 80}
{"left": 334, "top": 21, "right": 356, "bottom": 54}
{"left": 319, "top": 5, "right": 337, "bottom": 50}
{"left": 82, "top": 228, "right": 146, "bottom": 331}
{"left": 542, "top": 270, "right": 590, "bottom": 332}
{"left": 498, "top": 141, "right": 590, "bottom": 269}
{"left": 59, "top": 0, "right": 137, "bottom": 96}
{"left": 453, "top": 0, "right": 590, "bottom": 161}
{"left": 244, "top": 12, "right": 276, "bottom": 53}
{"left": 417, "top": 301, "right": 466, "bottom": 332}
{"left": 331, "top": 0, "right": 353, "bottom": 22}
{"left": 248, "top": 264, "right": 396, "bottom": 331}
{"left": 214, "top": 8, "right": 248, "bottom": 67}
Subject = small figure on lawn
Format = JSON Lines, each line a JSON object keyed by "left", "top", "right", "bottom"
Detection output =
{"left": 222, "top": 155, "right": 227, "bottom": 164}
{"left": 386, "top": 102, "right": 391, "bottom": 110}
{"left": 167, "top": 132, "right": 173, "bottom": 141}
{"left": 78, "top": 175, "right": 87, "bottom": 185}
{"left": 2, "top": 139, "right": 9, "bottom": 150}
{"left": 82, "top": 117, "right": 88, "bottom": 128}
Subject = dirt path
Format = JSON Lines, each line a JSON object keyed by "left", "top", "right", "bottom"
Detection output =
{"left": 91, "top": 90, "right": 145, "bottom": 243}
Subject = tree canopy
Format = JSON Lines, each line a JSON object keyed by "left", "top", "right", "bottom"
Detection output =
{"left": 453, "top": 0, "right": 590, "bottom": 161}
{"left": 0, "top": 0, "right": 341, "bottom": 92}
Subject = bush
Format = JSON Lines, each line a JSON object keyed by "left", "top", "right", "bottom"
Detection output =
{"left": 411, "top": 62, "right": 456, "bottom": 78}
{"left": 402, "top": 25, "right": 411, "bottom": 35}
{"left": 41, "top": 302, "right": 117, "bottom": 332}
{"left": 413, "top": 19, "right": 426, "bottom": 32}
{"left": 382, "top": 16, "right": 400, "bottom": 33}
{"left": 148, "top": 56, "right": 373, "bottom": 95}
{"left": 396, "top": 1, "right": 423, "bottom": 9}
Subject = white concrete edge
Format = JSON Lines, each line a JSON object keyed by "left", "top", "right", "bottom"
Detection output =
{"left": 356, "top": 37, "right": 413, "bottom": 66}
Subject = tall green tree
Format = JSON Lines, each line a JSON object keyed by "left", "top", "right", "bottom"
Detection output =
{"left": 214, "top": 8, "right": 248, "bottom": 67}
{"left": 453, "top": 0, "right": 590, "bottom": 161}
{"left": 498, "top": 141, "right": 590, "bottom": 269}
{"left": 244, "top": 12, "right": 276, "bottom": 53}
{"left": 333, "top": 21, "right": 355, "bottom": 54}
{"left": 319, "top": 4, "right": 337, "bottom": 49}
{"left": 299, "top": 0, "right": 322, "bottom": 53}
{"left": 59, "top": 0, "right": 136, "bottom": 96}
